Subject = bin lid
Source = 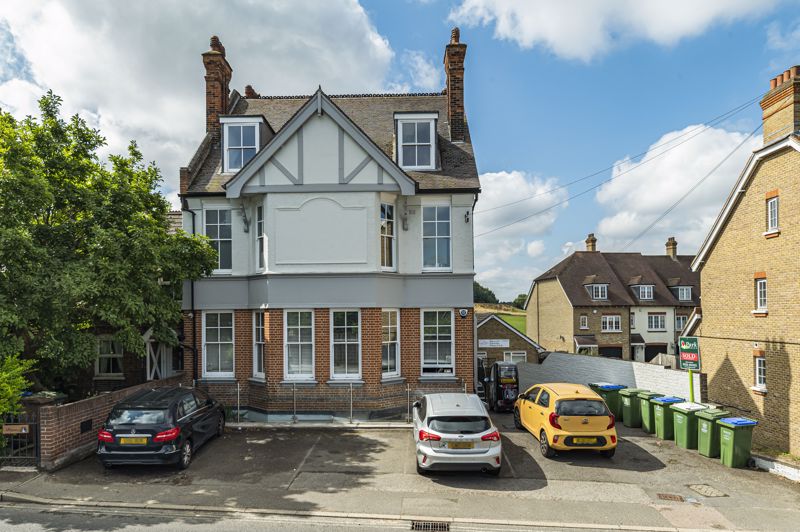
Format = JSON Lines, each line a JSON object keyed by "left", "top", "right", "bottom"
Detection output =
{"left": 696, "top": 408, "right": 730, "bottom": 420}
{"left": 636, "top": 391, "right": 664, "bottom": 399}
{"left": 718, "top": 417, "right": 758, "bottom": 427}
{"left": 619, "top": 388, "right": 645, "bottom": 396}
{"left": 651, "top": 396, "right": 684, "bottom": 404}
{"left": 589, "top": 382, "right": 626, "bottom": 391}
{"left": 670, "top": 401, "right": 707, "bottom": 413}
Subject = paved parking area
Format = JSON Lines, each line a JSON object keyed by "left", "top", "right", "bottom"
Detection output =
{"left": 2, "top": 414, "right": 799, "bottom": 530}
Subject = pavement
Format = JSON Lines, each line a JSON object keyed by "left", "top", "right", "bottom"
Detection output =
{"left": 1, "top": 412, "right": 799, "bottom": 531}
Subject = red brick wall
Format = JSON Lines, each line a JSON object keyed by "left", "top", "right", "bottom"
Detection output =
{"left": 315, "top": 309, "right": 330, "bottom": 382}
{"left": 362, "top": 308, "right": 382, "bottom": 385}
{"left": 37, "top": 374, "right": 184, "bottom": 471}
{"left": 401, "top": 308, "right": 421, "bottom": 383}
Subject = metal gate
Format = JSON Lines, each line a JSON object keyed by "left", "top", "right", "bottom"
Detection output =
{"left": 1, "top": 412, "right": 39, "bottom": 467}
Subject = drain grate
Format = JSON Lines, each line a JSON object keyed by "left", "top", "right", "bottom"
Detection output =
{"left": 657, "top": 493, "right": 685, "bottom": 502}
{"left": 411, "top": 521, "right": 450, "bottom": 532}
{"left": 688, "top": 484, "right": 727, "bottom": 497}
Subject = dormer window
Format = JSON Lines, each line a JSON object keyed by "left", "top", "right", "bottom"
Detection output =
{"left": 587, "top": 284, "right": 608, "bottom": 300}
{"left": 677, "top": 286, "right": 692, "bottom": 301}
{"left": 221, "top": 116, "right": 262, "bottom": 173}
{"left": 395, "top": 113, "right": 436, "bottom": 170}
{"left": 638, "top": 285, "right": 654, "bottom": 300}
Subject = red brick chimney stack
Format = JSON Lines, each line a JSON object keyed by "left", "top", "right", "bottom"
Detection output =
{"left": 202, "top": 35, "right": 232, "bottom": 142}
{"left": 444, "top": 27, "right": 467, "bottom": 142}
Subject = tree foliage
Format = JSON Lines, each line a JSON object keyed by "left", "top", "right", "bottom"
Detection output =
{"left": 511, "top": 293, "right": 527, "bottom": 309}
{"left": 0, "top": 354, "right": 34, "bottom": 414}
{"left": 473, "top": 281, "right": 499, "bottom": 304}
{"left": 0, "top": 92, "right": 216, "bottom": 390}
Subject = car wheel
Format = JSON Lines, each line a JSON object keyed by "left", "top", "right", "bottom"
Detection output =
{"left": 486, "top": 466, "right": 501, "bottom": 477}
{"left": 601, "top": 448, "right": 616, "bottom": 458}
{"left": 177, "top": 440, "right": 193, "bottom": 470}
{"left": 216, "top": 414, "right": 225, "bottom": 438}
{"left": 416, "top": 460, "right": 428, "bottom": 476}
{"left": 539, "top": 430, "right": 555, "bottom": 458}
{"left": 513, "top": 408, "right": 523, "bottom": 430}
{"left": 101, "top": 461, "right": 114, "bottom": 470}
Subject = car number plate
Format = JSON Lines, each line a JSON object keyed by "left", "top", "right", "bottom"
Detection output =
{"left": 573, "top": 437, "right": 597, "bottom": 444}
{"left": 448, "top": 441, "right": 474, "bottom": 449}
{"left": 119, "top": 437, "right": 148, "bottom": 445}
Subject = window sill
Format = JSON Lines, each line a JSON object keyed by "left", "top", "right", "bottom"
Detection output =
{"left": 751, "top": 310, "right": 768, "bottom": 317}
{"left": 419, "top": 375, "right": 457, "bottom": 382}
{"left": 647, "top": 330, "right": 667, "bottom": 333}
{"left": 601, "top": 330, "right": 622, "bottom": 334}
{"left": 280, "top": 379, "right": 317, "bottom": 387}
{"left": 93, "top": 375, "right": 125, "bottom": 381}
{"left": 249, "top": 377, "right": 266, "bottom": 384}
{"left": 421, "top": 269, "right": 453, "bottom": 274}
{"left": 579, "top": 327, "right": 589, "bottom": 330}
{"left": 381, "top": 376, "right": 405, "bottom": 385}
{"left": 381, "top": 268, "right": 397, "bottom": 273}
{"left": 751, "top": 386, "right": 767, "bottom": 396}
{"left": 763, "top": 229, "right": 780, "bottom": 239}
{"left": 326, "top": 379, "right": 364, "bottom": 387}
{"left": 197, "top": 377, "right": 237, "bottom": 384}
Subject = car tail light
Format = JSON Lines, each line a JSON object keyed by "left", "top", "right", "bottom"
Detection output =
{"left": 610, "top": 435, "right": 617, "bottom": 444}
{"left": 418, "top": 429, "right": 441, "bottom": 442}
{"left": 552, "top": 435, "right": 559, "bottom": 443}
{"left": 549, "top": 412, "right": 562, "bottom": 429}
{"left": 607, "top": 414, "right": 616, "bottom": 430}
{"left": 97, "top": 430, "right": 114, "bottom": 443}
{"left": 481, "top": 431, "right": 501, "bottom": 442}
{"left": 153, "top": 427, "right": 181, "bottom": 443}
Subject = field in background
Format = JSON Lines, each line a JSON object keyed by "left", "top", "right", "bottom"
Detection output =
{"left": 475, "top": 303, "right": 526, "bottom": 335}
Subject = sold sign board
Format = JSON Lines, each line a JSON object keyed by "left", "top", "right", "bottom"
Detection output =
{"left": 678, "top": 336, "right": 701, "bottom": 371}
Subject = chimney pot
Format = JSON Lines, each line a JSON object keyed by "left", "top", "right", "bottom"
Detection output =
{"left": 770, "top": 78, "right": 778, "bottom": 90}
{"left": 791, "top": 66, "right": 800, "bottom": 79}
{"left": 444, "top": 28, "right": 467, "bottom": 142}
{"left": 784, "top": 70, "right": 791, "bottom": 83}
{"left": 585, "top": 233, "right": 597, "bottom": 252}
{"left": 244, "top": 84, "right": 260, "bottom": 98}
{"left": 761, "top": 65, "right": 800, "bottom": 142}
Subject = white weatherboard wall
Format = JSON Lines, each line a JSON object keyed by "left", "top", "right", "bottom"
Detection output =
{"left": 517, "top": 352, "right": 703, "bottom": 400}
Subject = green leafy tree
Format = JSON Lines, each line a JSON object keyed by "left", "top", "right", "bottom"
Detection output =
{"left": 0, "top": 354, "right": 34, "bottom": 414}
{"left": 473, "top": 281, "right": 499, "bottom": 304}
{"left": 0, "top": 92, "right": 216, "bottom": 392}
{"left": 511, "top": 293, "right": 527, "bottom": 309}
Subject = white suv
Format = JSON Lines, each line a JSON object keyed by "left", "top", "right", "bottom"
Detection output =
{"left": 412, "top": 393, "right": 502, "bottom": 476}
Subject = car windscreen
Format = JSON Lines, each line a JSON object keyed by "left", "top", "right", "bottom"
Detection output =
{"left": 556, "top": 400, "right": 609, "bottom": 416}
{"left": 108, "top": 409, "right": 167, "bottom": 425}
{"left": 428, "top": 416, "right": 490, "bottom": 434}
{"left": 498, "top": 366, "right": 517, "bottom": 380}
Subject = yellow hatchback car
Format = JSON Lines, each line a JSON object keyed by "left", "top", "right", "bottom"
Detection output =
{"left": 513, "top": 383, "right": 617, "bottom": 458}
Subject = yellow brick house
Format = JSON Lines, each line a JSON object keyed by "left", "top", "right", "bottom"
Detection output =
{"left": 690, "top": 66, "right": 800, "bottom": 455}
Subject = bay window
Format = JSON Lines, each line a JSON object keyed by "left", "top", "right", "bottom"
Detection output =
{"left": 253, "top": 311, "right": 265, "bottom": 379}
{"left": 285, "top": 310, "right": 314, "bottom": 380}
{"left": 422, "top": 204, "right": 451, "bottom": 270}
{"left": 422, "top": 310, "right": 453, "bottom": 374}
{"left": 204, "top": 311, "right": 234, "bottom": 377}
{"left": 205, "top": 209, "right": 232, "bottom": 271}
{"left": 331, "top": 310, "right": 360, "bottom": 379}
{"left": 382, "top": 310, "right": 400, "bottom": 377}
{"left": 380, "top": 203, "right": 395, "bottom": 270}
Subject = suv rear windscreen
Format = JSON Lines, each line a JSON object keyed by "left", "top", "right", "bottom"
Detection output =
{"left": 556, "top": 400, "right": 608, "bottom": 416}
{"left": 108, "top": 409, "right": 167, "bottom": 425}
{"left": 498, "top": 366, "right": 517, "bottom": 379}
{"left": 428, "top": 416, "right": 490, "bottom": 434}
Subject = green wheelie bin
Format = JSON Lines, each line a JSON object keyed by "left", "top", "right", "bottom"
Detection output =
{"left": 671, "top": 402, "right": 708, "bottom": 449}
{"left": 620, "top": 388, "right": 645, "bottom": 428}
{"left": 696, "top": 408, "right": 730, "bottom": 458}
{"left": 718, "top": 417, "right": 758, "bottom": 468}
{"left": 651, "top": 396, "right": 683, "bottom": 440}
{"left": 588, "top": 383, "right": 626, "bottom": 420}
{"left": 637, "top": 391, "right": 664, "bottom": 434}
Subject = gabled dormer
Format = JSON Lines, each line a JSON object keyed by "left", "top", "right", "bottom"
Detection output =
{"left": 395, "top": 112, "right": 437, "bottom": 170}
{"left": 586, "top": 283, "right": 608, "bottom": 300}
{"left": 220, "top": 115, "right": 271, "bottom": 173}
{"left": 632, "top": 284, "right": 654, "bottom": 300}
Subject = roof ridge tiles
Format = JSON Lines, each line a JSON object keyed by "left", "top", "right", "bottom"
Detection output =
{"left": 253, "top": 91, "right": 446, "bottom": 100}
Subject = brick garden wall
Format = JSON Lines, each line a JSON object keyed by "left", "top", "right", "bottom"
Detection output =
{"left": 36, "top": 373, "right": 185, "bottom": 471}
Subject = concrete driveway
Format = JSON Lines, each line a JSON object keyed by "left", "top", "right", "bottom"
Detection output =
{"left": 1, "top": 414, "right": 799, "bottom": 530}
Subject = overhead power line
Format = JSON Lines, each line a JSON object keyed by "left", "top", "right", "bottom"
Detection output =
{"left": 621, "top": 123, "right": 762, "bottom": 250}
{"left": 474, "top": 93, "right": 763, "bottom": 216}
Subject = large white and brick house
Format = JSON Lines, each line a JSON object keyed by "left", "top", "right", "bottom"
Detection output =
{"left": 179, "top": 30, "right": 480, "bottom": 417}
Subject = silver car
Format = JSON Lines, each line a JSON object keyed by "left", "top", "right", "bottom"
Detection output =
{"left": 412, "top": 393, "right": 502, "bottom": 475}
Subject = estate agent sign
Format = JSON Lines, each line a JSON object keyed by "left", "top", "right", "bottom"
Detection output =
{"left": 678, "top": 336, "right": 701, "bottom": 371}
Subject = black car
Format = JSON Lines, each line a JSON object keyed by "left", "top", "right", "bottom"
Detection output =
{"left": 484, "top": 361, "right": 519, "bottom": 412}
{"left": 97, "top": 386, "right": 225, "bottom": 470}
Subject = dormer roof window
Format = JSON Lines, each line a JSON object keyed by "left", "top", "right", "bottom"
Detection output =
{"left": 636, "top": 285, "right": 654, "bottom": 300}
{"left": 395, "top": 112, "right": 437, "bottom": 170}
{"left": 221, "top": 116, "right": 263, "bottom": 173}
{"left": 586, "top": 283, "right": 608, "bottom": 300}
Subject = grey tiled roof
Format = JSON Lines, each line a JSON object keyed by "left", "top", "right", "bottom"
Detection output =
{"left": 184, "top": 92, "right": 480, "bottom": 194}
{"left": 536, "top": 251, "right": 699, "bottom": 308}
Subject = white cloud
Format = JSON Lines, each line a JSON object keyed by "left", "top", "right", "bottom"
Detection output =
{"left": 401, "top": 50, "right": 442, "bottom": 91}
{"left": 476, "top": 265, "right": 540, "bottom": 302}
{"left": 766, "top": 18, "right": 800, "bottom": 51}
{"left": 593, "top": 125, "right": 762, "bottom": 255}
{"left": 473, "top": 170, "right": 566, "bottom": 299}
{"left": 0, "top": 0, "right": 395, "bottom": 199}
{"left": 450, "top": 0, "right": 776, "bottom": 61}
{"left": 526, "top": 240, "right": 544, "bottom": 258}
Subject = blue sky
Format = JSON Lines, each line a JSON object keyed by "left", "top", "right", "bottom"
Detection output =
{"left": 2, "top": 1, "right": 799, "bottom": 299}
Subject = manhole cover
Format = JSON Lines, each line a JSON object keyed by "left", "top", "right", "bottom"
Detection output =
{"left": 657, "top": 493, "right": 685, "bottom": 502}
{"left": 411, "top": 521, "right": 450, "bottom": 532}
{"left": 688, "top": 484, "right": 727, "bottom": 497}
